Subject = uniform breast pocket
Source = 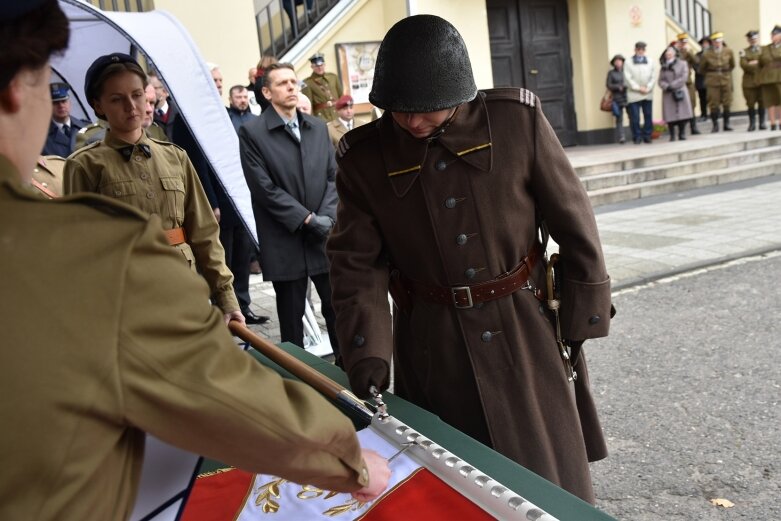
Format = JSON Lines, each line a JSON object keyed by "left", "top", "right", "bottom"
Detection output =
{"left": 159, "top": 176, "right": 186, "bottom": 222}
{"left": 99, "top": 180, "right": 137, "bottom": 200}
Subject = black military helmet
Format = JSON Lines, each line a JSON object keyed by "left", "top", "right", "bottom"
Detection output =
{"left": 369, "top": 15, "right": 477, "bottom": 113}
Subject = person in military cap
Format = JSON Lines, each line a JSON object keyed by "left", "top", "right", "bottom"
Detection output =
{"left": 759, "top": 25, "right": 781, "bottom": 130}
{"left": 741, "top": 30, "right": 767, "bottom": 131}
{"left": 0, "top": 3, "right": 390, "bottom": 518}
{"left": 76, "top": 83, "right": 165, "bottom": 149}
{"left": 301, "top": 52, "right": 343, "bottom": 122}
{"left": 327, "top": 15, "right": 613, "bottom": 503}
{"left": 63, "top": 53, "right": 245, "bottom": 326}
{"left": 41, "top": 82, "right": 89, "bottom": 157}
{"left": 326, "top": 94, "right": 369, "bottom": 147}
{"left": 674, "top": 33, "right": 701, "bottom": 134}
{"left": 700, "top": 31, "right": 736, "bottom": 132}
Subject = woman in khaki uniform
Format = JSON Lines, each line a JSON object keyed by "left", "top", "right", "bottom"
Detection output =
{"left": 1, "top": 4, "right": 389, "bottom": 518}
{"left": 759, "top": 25, "right": 781, "bottom": 130}
{"left": 63, "top": 54, "right": 243, "bottom": 324}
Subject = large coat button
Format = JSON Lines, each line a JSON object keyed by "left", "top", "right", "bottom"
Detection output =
{"left": 353, "top": 334, "right": 365, "bottom": 347}
{"left": 481, "top": 331, "right": 493, "bottom": 342}
{"left": 435, "top": 160, "right": 447, "bottom": 171}
{"left": 589, "top": 315, "right": 601, "bottom": 325}
{"left": 444, "top": 197, "right": 457, "bottom": 209}
{"left": 464, "top": 267, "right": 476, "bottom": 279}
{"left": 456, "top": 233, "right": 468, "bottom": 245}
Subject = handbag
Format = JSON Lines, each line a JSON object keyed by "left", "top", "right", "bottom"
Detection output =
{"left": 672, "top": 88, "right": 685, "bottom": 102}
{"left": 600, "top": 90, "right": 613, "bottom": 112}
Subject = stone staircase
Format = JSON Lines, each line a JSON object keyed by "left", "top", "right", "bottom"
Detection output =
{"left": 568, "top": 129, "right": 781, "bottom": 207}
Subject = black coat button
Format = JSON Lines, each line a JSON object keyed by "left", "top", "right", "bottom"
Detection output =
{"left": 464, "top": 268, "right": 476, "bottom": 279}
{"left": 435, "top": 160, "right": 447, "bottom": 171}
{"left": 588, "top": 315, "right": 601, "bottom": 325}
{"left": 456, "top": 234, "right": 468, "bottom": 245}
{"left": 353, "top": 334, "right": 365, "bottom": 347}
{"left": 445, "top": 197, "right": 457, "bottom": 209}
{"left": 481, "top": 331, "right": 492, "bottom": 342}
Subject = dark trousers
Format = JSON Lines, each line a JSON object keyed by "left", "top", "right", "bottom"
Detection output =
{"left": 282, "top": 0, "right": 314, "bottom": 34}
{"left": 219, "top": 218, "right": 253, "bottom": 312}
{"left": 697, "top": 87, "right": 708, "bottom": 117}
{"left": 272, "top": 273, "right": 339, "bottom": 358}
{"left": 627, "top": 99, "right": 653, "bottom": 141}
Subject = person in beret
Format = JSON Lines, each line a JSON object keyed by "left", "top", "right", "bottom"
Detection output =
{"left": 327, "top": 14, "right": 613, "bottom": 503}
{"left": 301, "top": 52, "right": 343, "bottom": 122}
{"left": 674, "top": 33, "right": 701, "bottom": 134}
{"left": 741, "top": 30, "right": 767, "bottom": 131}
{"left": 606, "top": 54, "right": 628, "bottom": 143}
{"left": 41, "top": 82, "right": 89, "bottom": 157}
{"left": 759, "top": 25, "right": 781, "bottom": 130}
{"left": 62, "top": 53, "right": 244, "bottom": 325}
{"left": 0, "top": 3, "right": 389, "bottom": 519}
{"left": 700, "top": 31, "right": 736, "bottom": 132}
{"left": 326, "top": 94, "right": 369, "bottom": 147}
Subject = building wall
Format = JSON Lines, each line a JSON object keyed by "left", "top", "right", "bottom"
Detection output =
{"left": 154, "top": 0, "right": 261, "bottom": 103}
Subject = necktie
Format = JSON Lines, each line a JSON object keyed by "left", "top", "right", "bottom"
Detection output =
{"left": 287, "top": 120, "right": 300, "bottom": 141}
{"left": 156, "top": 109, "right": 164, "bottom": 118}
{"left": 62, "top": 125, "right": 71, "bottom": 138}
{"left": 347, "top": 121, "right": 352, "bottom": 131}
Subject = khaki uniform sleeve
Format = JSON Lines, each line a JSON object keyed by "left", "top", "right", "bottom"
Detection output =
{"left": 327, "top": 158, "right": 394, "bottom": 372}
{"left": 179, "top": 151, "right": 239, "bottom": 313}
{"left": 118, "top": 220, "right": 368, "bottom": 491}
{"left": 63, "top": 157, "right": 99, "bottom": 195}
{"left": 528, "top": 101, "right": 612, "bottom": 341}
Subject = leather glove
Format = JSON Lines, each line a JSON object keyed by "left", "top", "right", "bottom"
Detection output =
{"left": 347, "top": 357, "right": 390, "bottom": 400}
{"left": 305, "top": 213, "right": 334, "bottom": 240}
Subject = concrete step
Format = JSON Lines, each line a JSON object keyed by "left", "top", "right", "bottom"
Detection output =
{"left": 582, "top": 145, "right": 781, "bottom": 191}
{"left": 588, "top": 158, "right": 781, "bottom": 207}
{"left": 575, "top": 134, "right": 781, "bottom": 178}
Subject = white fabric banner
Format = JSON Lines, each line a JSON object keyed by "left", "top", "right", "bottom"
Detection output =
{"left": 235, "top": 428, "right": 420, "bottom": 520}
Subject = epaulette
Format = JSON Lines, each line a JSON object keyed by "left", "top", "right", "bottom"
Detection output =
{"left": 77, "top": 122, "right": 101, "bottom": 135}
{"left": 148, "top": 137, "right": 183, "bottom": 151}
{"left": 483, "top": 87, "right": 537, "bottom": 108}
{"left": 335, "top": 120, "right": 378, "bottom": 160}
{"left": 68, "top": 140, "right": 101, "bottom": 157}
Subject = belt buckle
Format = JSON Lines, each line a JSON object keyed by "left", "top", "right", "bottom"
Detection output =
{"left": 451, "top": 286, "right": 474, "bottom": 309}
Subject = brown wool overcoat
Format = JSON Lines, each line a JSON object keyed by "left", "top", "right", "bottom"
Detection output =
{"left": 328, "top": 88, "right": 613, "bottom": 502}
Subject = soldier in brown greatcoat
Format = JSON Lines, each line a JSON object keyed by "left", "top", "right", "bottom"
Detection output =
{"left": 328, "top": 15, "right": 613, "bottom": 503}
{"left": 0, "top": 3, "right": 389, "bottom": 518}
{"left": 675, "top": 33, "right": 701, "bottom": 134}
{"left": 740, "top": 30, "right": 767, "bottom": 131}
{"left": 699, "top": 31, "right": 736, "bottom": 132}
{"left": 301, "top": 52, "right": 343, "bottom": 122}
{"left": 759, "top": 25, "right": 781, "bottom": 130}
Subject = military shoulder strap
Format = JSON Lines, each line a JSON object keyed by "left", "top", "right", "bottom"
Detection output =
{"left": 335, "top": 119, "right": 378, "bottom": 160}
{"left": 483, "top": 87, "right": 537, "bottom": 108}
{"left": 68, "top": 140, "right": 101, "bottom": 158}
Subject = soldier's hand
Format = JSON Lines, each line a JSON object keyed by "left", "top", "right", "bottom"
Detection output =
{"left": 225, "top": 310, "right": 245, "bottom": 326}
{"left": 351, "top": 449, "right": 391, "bottom": 502}
{"left": 347, "top": 357, "right": 389, "bottom": 399}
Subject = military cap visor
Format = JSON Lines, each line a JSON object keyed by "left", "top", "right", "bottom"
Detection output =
{"left": 710, "top": 32, "right": 724, "bottom": 40}
{"left": 0, "top": 0, "right": 47, "bottom": 21}
{"left": 746, "top": 31, "right": 759, "bottom": 39}
{"left": 50, "top": 83, "right": 70, "bottom": 102}
{"left": 84, "top": 53, "right": 139, "bottom": 104}
{"left": 309, "top": 53, "right": 325, "bottom": 65}
{"left": 676, "top": 33, "right": 689, "bottom": 42}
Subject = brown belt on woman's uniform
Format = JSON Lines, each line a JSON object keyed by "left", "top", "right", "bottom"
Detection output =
{"left": 392, "top": 242, "right": 544, "bottom": 310}
{"left": 165, "top": 227, "right": 186, "bottom": 246}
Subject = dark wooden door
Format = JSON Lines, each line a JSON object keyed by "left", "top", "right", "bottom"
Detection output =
{"left": 487, "top": 0, "right": 577, "bottom": 146}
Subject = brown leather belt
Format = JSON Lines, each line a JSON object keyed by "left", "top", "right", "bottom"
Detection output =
{"left": 165, "top": 227, "right": 186, "bottom": 246}
{"left": 398, "top": 242, "right": 544, "bottom": 309}
{"left": 313, "top": 101, "right": 333, "bottom": 111}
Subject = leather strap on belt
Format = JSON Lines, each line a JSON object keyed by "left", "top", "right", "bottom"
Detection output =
{"left": 164, "top": 227, "right": 186, "bottom": 246}
{"left": 30, "top": 179, "right": 58, "bottom": 199}
{"left": 313, "top": 101, "right": 333, "bottom": 111}
{"left": 399, "top": 242, "right": 544, "bottom": 309}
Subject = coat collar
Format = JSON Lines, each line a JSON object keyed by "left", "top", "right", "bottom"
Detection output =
{"left": 264, "top": 107, "right": 312, "bottom": 140}
{"left": 379, "top": 93, "right": 492, "bottom": 198}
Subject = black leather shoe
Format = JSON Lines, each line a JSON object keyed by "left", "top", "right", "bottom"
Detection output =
{"left": 243, "top": 310, "right": 270, "bottom": 325}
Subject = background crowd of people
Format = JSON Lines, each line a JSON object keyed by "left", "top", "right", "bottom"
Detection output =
{"left": 606, "top": 26, "right": 781, "bottom": 144}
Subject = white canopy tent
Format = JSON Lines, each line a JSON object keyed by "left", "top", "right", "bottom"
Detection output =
{"left": 54, "top": 0, "right": 257, "bottom": 246}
